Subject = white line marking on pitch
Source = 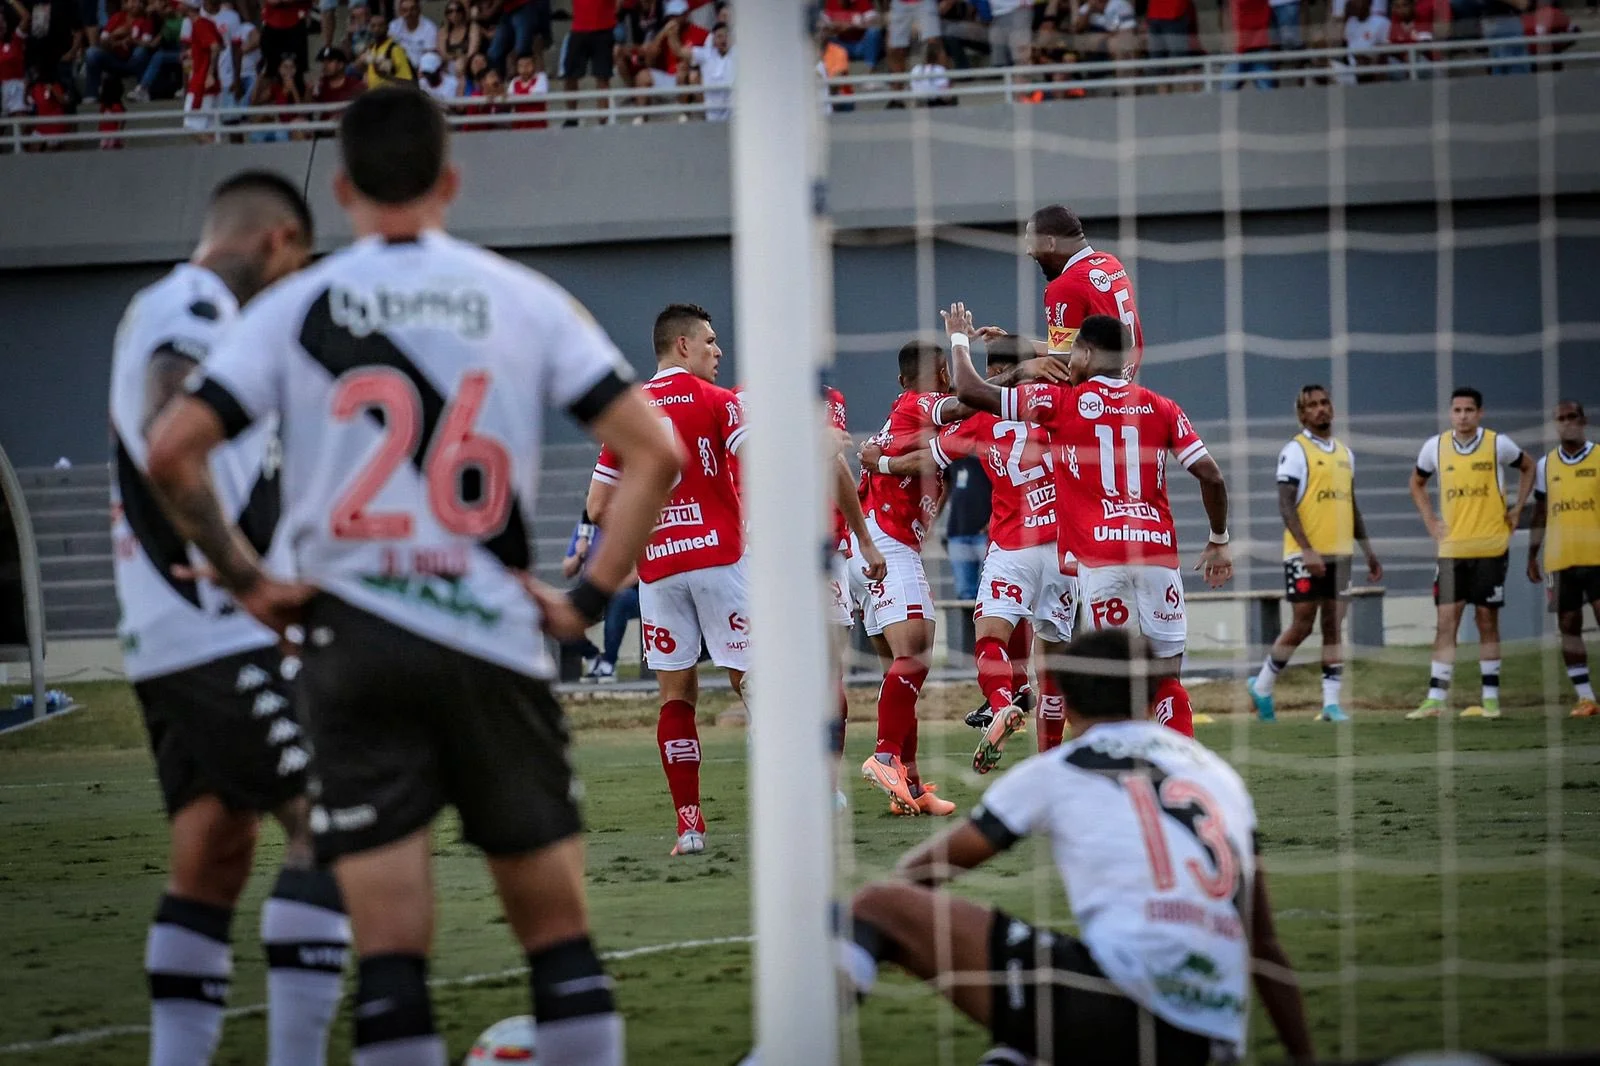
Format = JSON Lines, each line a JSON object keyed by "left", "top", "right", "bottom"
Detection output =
{"left": 0, "top": 935, "right": 754, "bottom": 1055}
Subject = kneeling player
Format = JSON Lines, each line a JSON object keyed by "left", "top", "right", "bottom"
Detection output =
{"left": 842, "top": 629, "right": 1315, "bottom": 1066}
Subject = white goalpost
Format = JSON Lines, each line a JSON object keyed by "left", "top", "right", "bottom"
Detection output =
{"left": 733, "top": 3, "right": 839, "bottom": 1064}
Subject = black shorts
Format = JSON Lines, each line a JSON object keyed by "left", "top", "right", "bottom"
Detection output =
{"left": 134, "top": 645, "right": 307, "bottom": 817}
{"left": 987, "top": 909, "right": 1216, "bottom": 1066}
{"left": 1551, "top": 565, "right": 1600, "bottom": 614}
{"left": 561, "top": 28, "right": 614, "bottom": 80}
{"left": 1434, "top": 554, "right": 1509, "bottom": 607}
{"left": 296, "top": 594, "right": 581, "bottom": 864}
{"left": 1283, "top": 555, "right": 1351, "bottom": 603}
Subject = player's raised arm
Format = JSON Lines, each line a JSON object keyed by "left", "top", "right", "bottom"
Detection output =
{"left": 859, "top": 441, "right": 938, "bottom": 478}
{"left": 1247, "top": 858, "right": 1316, "bottom": 1064}
{"left": 943, "top": 302, "right": 1004, "bottom": 416}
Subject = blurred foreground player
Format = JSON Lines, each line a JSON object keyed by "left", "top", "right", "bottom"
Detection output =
{"left": 843, "top": 629, "right": 1315, "bottom": 1066}
{"left": 145, "top": 88, "right": 680, "bottom": 1066}
{"left": 111, "top": 170, "right": 350, "bottom": 1066}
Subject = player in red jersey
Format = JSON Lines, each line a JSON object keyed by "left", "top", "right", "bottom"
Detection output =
{"left": 856, "top": 340, "right": 960, "bottom": 817}
{"left": 862, "top": 337, "right": 1078, "bottom": 773}
{"left": 588, "top": 304, "right": 747, "bottom": 857}
{"left": 977, "top": 204, "right": 1146, "bottom": 382}
{"left": 947, "top": 305, "right": 1234, "bottom": 737}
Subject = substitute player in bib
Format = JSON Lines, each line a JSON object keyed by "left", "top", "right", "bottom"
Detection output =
{"left": 1527, "top": 401, "right": 1600, "bottom": 718}
{"left": 146, "top": 89, "right": 680, "bottom": 1066}
{"left": 111, "top": 171, "right": 352, "bottom": 1066}
{"left": 1407, "top": 387, "right": 1535, "bottom": 720}
{"left": 857, "top": 340, "right": 960, "bottom": 817}
{"left": 1248, "top": 385, "right": 1383, "bottom": 724}
{"left": 588, "top": 303, "right": 747, "bottom": 857}
{"left": 862, "top": 336, "right": 1078, "bottom": 772}
{"left": 840, "top": 629, "right": 1315, "bottom": 1066}
{"left": 947, "top": 306, "right": 1234, "bottom": 737}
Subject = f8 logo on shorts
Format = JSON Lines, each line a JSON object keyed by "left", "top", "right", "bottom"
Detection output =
{"left": 990, "top": 580, "right": 1024, "bottom": 605}
{"left": 1091, "top": 598, "right": 1130, "bottom": 628}
{"left": 662, "top": 738, "right": 701, "bottom": 765}
{"left": 643, "top": 624, "right": 678, "bottom": 654}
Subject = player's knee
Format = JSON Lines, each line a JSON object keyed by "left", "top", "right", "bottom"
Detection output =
{"left": 171, "top": 803, "right": 257, "bottom": 902}
{"left": 1474, "top": 607, "right": 1500, "bottom": 636}
{"left": 851, "top": 881, "right": 911, "bottom": 931}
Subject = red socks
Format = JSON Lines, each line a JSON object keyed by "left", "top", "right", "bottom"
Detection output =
{"left": 1007, "top": 621, "right": 1032, "bottom": 694}
{"left": 657, "top": 700, "right": 705, "bottom": 833}
{"left": 974, "top": 636, "right": 1016, "bottom": 714}
{"left": 1036, "top": 668, "right": 1066, "bottom": 752}
{"left": 874, "top": 657, "right": 927, "bottom": 760}
{"left": 1153, "top": 677, "right": 1194, "bottom": 738}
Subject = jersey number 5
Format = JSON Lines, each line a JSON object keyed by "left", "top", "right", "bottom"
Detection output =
{"left": 330, "top": 368, "right": 512, "bottom": 540}
{"left": 1122, "top": 772, "right": 1238, "bottom": 901}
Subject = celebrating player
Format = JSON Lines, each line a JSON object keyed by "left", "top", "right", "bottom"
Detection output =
{"left": 857, "top": 339, "right": 959, "bottom": 817}
{"left": 1527, "top": 400, "right": 1600, "bottom": 718}
{"left": 840, "top": 629, "right": 1315, "bottom": 1066}
{"left": 589, "top": 303, "right": 748, "bottom": 858}
{"left": 1248, "top": 385, "right": 1383, "bottom": 724}
{"left": 146, "top": 88, "right": 679, "bottom": 1066}
{"left": 1406, "top": 386, "right": 1535, "bottom": 720}
{"left": 862, "top": 335, "right": 1077, "bottom": 773}
{"left": 945, "top": 304, "right": 1233, "bottom": 736}
{"left": 111, "top": 171, "right": 349, "bottom": 1066}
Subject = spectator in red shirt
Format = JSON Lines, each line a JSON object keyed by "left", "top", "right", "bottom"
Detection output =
{"left": 559, "top": 0, "right": 614, "bottom": 125}
{"left": 819, "top": 0, "right": 882, "bottom": 67}
{"left": 1525, "top": 0, "right": 1573, "bottom": 55}
{"left": 464, "top": 62, "right": 508, "bottom": 128}
{"left": 1222, "top": 0, "right": 1277, "bottom": 88}
{"left": 96, "top": 70, "right": 125, "bottom": 147}
{"left": 24, "top": 63, "right": 68, "bottom": 148}
{"left": 259, "top": 0, "right": 310, "bottom": 76}
{"left": 86, "top": 0, "right": 156, "bottom": 98}
{"left": 247, "top": 49, "right": 301, "bottom": 138}
{"left": 1146, "top": 0, "right": 1197, "bottom": 74}
{"left": 181, "top": 0, "right": 224, "bottom": 140}
{"left": 508, "top": 48, "right": 546, "bottom": 127}
{"left": 0, "top": 12, "right": 27, "bottom": 120}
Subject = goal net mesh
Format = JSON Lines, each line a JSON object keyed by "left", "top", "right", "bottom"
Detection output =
{"left": 823, "top": 70, "right": 1599, "bottom": 1066}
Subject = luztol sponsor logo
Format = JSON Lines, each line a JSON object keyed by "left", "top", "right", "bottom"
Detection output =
{"left": 1102, "top": 498, "right": 1161, "bottom": 522}
{"left": 1026, "top": 481, "right": 1057, "bottom": 512}
{"left": 645, "top": 528, "right": 721, "bottom": 562}
{"left": 1093, "top": 526, "right": 1173, "bottom": 545}
{"left": 657, "top": 502, "right": 704, "bottom": 530}
{"left": 330, "top": 283, "right": 489, "bottom": 339}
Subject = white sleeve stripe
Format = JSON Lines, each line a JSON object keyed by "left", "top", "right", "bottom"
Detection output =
{"left": 929, "top": 438, "right": 952, "bottom": 470}
{"left": 726, "top": 426, "right": 748, "bottom": 454}
{"left": 592, "top": 465, "right": 621, "bottom": 485}
{"left": 931, "top": 397, "right": 955, "bottom": 426}
{"left": 1176, "top": 440, "right": 1207, "bottom": 464}
{"left": 1179, "top": 445, "right": 1210, "bottom": 469}
{"left": 999, "top": 388, "right": 1017, "bottom": 422}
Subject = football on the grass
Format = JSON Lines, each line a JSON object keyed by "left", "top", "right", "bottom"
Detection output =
{"left": 464, "top": 1015, "right": 537, "bottom": 1061}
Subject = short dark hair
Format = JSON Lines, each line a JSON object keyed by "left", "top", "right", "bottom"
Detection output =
{"left": 1451, "top": 386, "right": 1483, "bottom": 410}
{"left": 653, "top": 303, "right": 713, "bottom": 356}
{"left": 1557, "top": 399, "right": 1586, "bottom": 419}
{"left": 984, "top": 335, "right": 1029, "bottom": 369}
{"left": 1296, "top": 384, "right": 1329, "bottom": 415}
{"left": 338, "top": 87, "right": 448, "bottom": 206}
{"left": 210, "top": 169, "right": 314, "bottom": 243}
{"left": 1031, "top": 204, "right": 1084, "bottom": 240}
{"left": 1049, "top": 628, "right": 1153, "bottom": 722}
{"left": 1077, "top": 314, "right": 1129, "bottom": 355}
{"left": 897, "top": 339, "right": 943, "bottom": 381}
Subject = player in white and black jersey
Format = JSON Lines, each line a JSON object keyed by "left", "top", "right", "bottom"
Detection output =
{"left": 839, "top": 629, "right": 1314, "bottom": 1066}
{"left": 144, "top": 89, "right": 681, "bottom": 1066}
{"left": 110, "top": 171, "right": 353, "bottom": 1066}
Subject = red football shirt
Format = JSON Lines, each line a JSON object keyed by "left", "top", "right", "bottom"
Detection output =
{"left": 593, "top": 366, "right": 746, "bottom": 583}
{"left": 572, "top": 0, "right": 618, "bottom": 32}
{"left": 862, "top": 389, "right": 948, "bottom": 551}
{"left": 1229, "top": 0, "right": 1272, "bottom": 52}
{"left": 930, "top": 412, "right": 1056, "bottom": 551}
{"left": 1044, "top": 245, "right": 1144, "bottom": 379}
{"left": 1000, "top": 375, "right": 1209, "bottom": 570}
{"left": 0, "top": 37, "right": 24, "bottom": 81}
{"left": 182, "top": 15, "right": 223, "bottom": 99}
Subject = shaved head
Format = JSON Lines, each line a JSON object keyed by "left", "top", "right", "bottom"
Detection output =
{"left": 195, "top": 170, "right": 315, "bottom": 303}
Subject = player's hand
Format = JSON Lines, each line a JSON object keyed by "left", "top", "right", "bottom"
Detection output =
{"left": 1194, "top": 542, "right": 1233, "bottom": 589}
{"left": 940, "top": 301, "right": 975, "bottom": 340}
{"left": 1301, "top": 549, "right": 1325, "bottom": 578}
{"left": 1425, "top": 516, "right": 1447, "bottom": 542}
{"left": 859, "top": 440, "right": 885, "bottom": 470}
{"left": 1526, "top": 557, "right": 1542, "bottom": 584}
{"left": 1504, "top": 505, "right": 1522, "bottom": 530}
{"left": 517, "top": 573, "right": 595, "bottom": 641}
{"left": 1016, "top": 357, "right": 1072, "bottom": 383}
{"left": 1366, "top": 554, "right": 1384, "bottom": 583}
{"left": 859, "top": 541, "right": 888, "bottom": 583}
{"left": 560, "top": 549, "right": 585, "bottom": 580}
{"left": 974, "top": 325, "right": 1010, "bottom": 342}
{"left": 170, "top": 562, "right": 315, "bottom": 636}
{"left": 830, "top": 427, "right": 856, "bottom": 457}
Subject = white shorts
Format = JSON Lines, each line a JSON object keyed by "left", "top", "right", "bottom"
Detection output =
{"left": 639, "top": 559, "right": 751, "bottom": 672}
{"left": 828, "top": 551, "right": 856, "bottom": 629}
{"left": 851, "top": 517, "right": 932, "bottom": 637}
{"left": 974, "top": 543, "right": 1079, "bottom": 644}
{"left": 888, "top": 0, "right": 940, "bottom": 49}
{"left": 183, "top": 92, "right": 220, "bottom": 132}
{"left": 0, "top": 79, "right": 24, "bottom": 117}
{"left": 1078, "top": 563, "right": 1187, "bottom": 659}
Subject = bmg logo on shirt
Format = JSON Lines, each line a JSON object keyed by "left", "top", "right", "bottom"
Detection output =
{"left": 329, "top": 284, "right": 489, "bottom": 339}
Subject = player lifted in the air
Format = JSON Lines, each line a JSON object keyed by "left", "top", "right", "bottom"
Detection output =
{"left": 589, "top": 303, "right": 748, "bottom": 857}
{"left": 862, "top": 335, "right": 1078, "bottom": 774}
{"left": 856, "top": 340, "right": 961, "bottom": 817}
{"left": 946, "top": 304, "right": 1234, "bottom": 736}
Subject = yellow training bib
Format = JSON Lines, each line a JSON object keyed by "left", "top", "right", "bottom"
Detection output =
{"left": 1283, "top": 435, "right": 1354, "bottom": 559}
{"left": 1437, "top": 429, "right": 1508, "bottom": 559}
{"left": 1543, "top": 443, "right": 1600, "bottom": 572}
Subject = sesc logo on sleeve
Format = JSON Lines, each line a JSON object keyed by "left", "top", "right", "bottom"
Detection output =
{"left": 1046, "top": 324, "right": 1077, "bottom": 354}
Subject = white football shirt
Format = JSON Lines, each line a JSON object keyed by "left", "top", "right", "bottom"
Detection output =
{"left": 110, "top": 263, "right": 282, "bottom": 680}
{"left": 190, "top": 231, "right": 631, "bottom": 679}
{"left": 973, "top": 719, "right": 1257, "bottom": 1049}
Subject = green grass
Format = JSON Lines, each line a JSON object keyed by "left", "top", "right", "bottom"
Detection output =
{"left": 1, "top": 649, "right": 1598, "bottom": 1065}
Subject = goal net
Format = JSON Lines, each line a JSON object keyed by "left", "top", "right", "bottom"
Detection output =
{"left": 783, "top": 43, "right": 1600, "bottom": 1066}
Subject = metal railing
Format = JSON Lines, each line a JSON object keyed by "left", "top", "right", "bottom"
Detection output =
{"left": 1, "top": 29, "right": 1595, "bottom": 150}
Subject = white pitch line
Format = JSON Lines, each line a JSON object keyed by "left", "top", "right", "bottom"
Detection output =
{"left": 0, "top": 934, "right": 755, "bottom": 1056}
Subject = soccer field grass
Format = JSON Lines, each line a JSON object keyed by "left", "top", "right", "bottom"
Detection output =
{"left": 2, "top": 659, "right": 1598, "bottom": 1065}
